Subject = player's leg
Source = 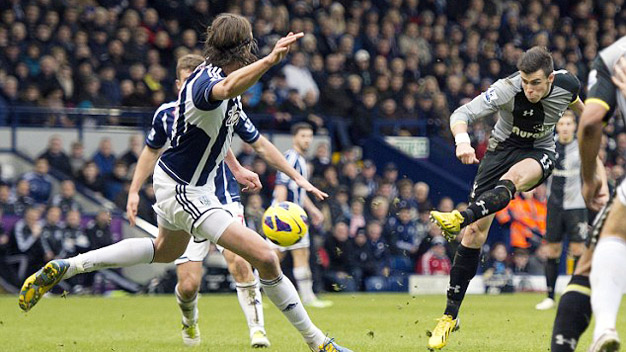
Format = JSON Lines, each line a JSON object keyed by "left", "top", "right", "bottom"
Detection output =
{"left": 551, "top": 245, "right": 593, "bottom": 352}
{"left": 215, "top": 219, "right": 351, "bottom": 351}
{"left": 19, "top": 221, "right": 189, "bottom": 312}
{"left": 175, "top": 259, "right": 203, "bottom": 346}
{"left": 173, "top": 237, "right": 209, "bottom": 347}
{"left": 428, "top": 214, "right": 493, "bottom": 349}
{"left": 222, "top": 248, "right": 270, "bottom": 348}
{"left": 292, "top": 245, "right": 332, "bottom": 308}
{"left": 538, "top": 242, "right": 562, "bottom": 310}
{"left": 431, "top": 153, "right": 550, "bottom": 239}
{"left": 589, "top": 190, "right": 626, "bottom": 351}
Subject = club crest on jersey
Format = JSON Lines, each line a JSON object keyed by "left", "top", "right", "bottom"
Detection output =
{"left": 483, "top": 87, "right": 498, "bottom": 104}
{"left": 226, "top": 103, "right": 240, "bottom": 127}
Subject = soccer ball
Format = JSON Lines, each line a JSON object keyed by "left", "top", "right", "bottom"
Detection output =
{"left": 262, "top": 202, "right": 308, "bottom": 246}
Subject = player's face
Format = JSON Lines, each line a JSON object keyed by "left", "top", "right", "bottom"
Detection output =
{"left": 175, "top": 69, "right": 193, "bottom": 92}
{"left": 520, "top": 70, "right": 554, "bottom": 103}
{"left": 556, "top": 115, "right": 576, "bottom": 140}
{"left": 294, "top": 129, "right": 313, "bottom": 152}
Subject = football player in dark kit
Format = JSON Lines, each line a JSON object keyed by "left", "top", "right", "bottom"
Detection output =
{"left": 428, "top": 46, "right": 586, "bottom": 349}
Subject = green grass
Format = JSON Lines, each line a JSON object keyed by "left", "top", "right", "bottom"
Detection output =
{"left": 1, "top": 293, "right": 624, "bottom": 351}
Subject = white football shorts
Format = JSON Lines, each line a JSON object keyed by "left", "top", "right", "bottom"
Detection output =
{"left": 175, "top": 202, "right": 245, "bottom": 265}
{"left": 153, "top": 164, "right": 237, "bottom": 244}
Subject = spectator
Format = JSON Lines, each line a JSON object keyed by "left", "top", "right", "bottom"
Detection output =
{"left": 351, "top": 228, "right": 374, "bottom": 289}
{"left": 283, "top": 52, "right": 319, "bottom": 100}
{"left": 104, "top": 160, "right": 128, "bottom": 200}
{"left": 11, "top": 207, "right": 45, "bottom": 277}
{"left": 40, "top": 206, "right": 65, "bottom": 261}
{"left": 483, "top": 242, "right": 514, "bottom": 294}
{"left": 386, "top": 201, "right": 425, "bottom": 261}
{"left": 366, "top": 220, "right": 391, "bottom": 277}
{"left": 22, "top": 158, "right": 53, "bottom": 205}
{"left": 324, "top": 221, "right": 359, "bottom": 292}
{"left": 367, "top": 196, "right": 390, "bottom": 223}
{"left": 69, "top": 141, "right": 86, "bottom": 177}
{"left": 310, "top": 143, "right": 331, "bottom": 179}
{"left": 50, "top": 180, "right": 81, "bottom": 214}
{"left": 396, "top": 179, "right": 418, "bottom": 211}
{"left": 351, "top": 87, "right": 378, "bottom": 144}
{"left": 236, "top": 143, "right": 256, "bottom": 168}
{"left": 58, "top": 210, "right": 84, "bottom": 253}
{"left": 417, "top": 236, "right": 452, "bottom": 275}
{"left": 87, "top": 210, "right": 113, "bottom": 250}
{"left": 244, "top": 193, "right": 265, "bottom": 235}
{"left": 496, "top": 190, "right": 546, "bottom": 252}
{"left": 349, "top": 199, "right": 366, "bottom": 238}
{"left": 414, "top": 182, "right": 433, "bottom": 212}
{"left": 355, "top": 159, "right": 379, "bottom": 198}
{"left": 92, "top": 138, "right": 116, "bottom": 177}
{"left": 39, "top": 135, "right": 72, "bottom": 176}
{"left": 328, "top": 185, "right": 351, "bottom": 224}
{"left": 13, "top": 179, "right": 35, "bottom": 216}
{"left": 0, "top": 183, "right": 14, "bottom": 214}
{"left": 77, "top": 161, "right": 105, "bottom": 195}
{"left": 119, "top": 134, "right": 143, "bottom": 169}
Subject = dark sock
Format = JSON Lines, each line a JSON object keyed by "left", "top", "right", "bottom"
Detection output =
{"left": 444, "top": 245, "right": 481, "bottom": 319}
{"left": 551, "top": 275, "right": 592, "bottom": 352}
{"left": 546, "top": 258, "right": 559, "bottom": 300}
{"left": 460, "top": 180, "right": 515, "bottom": 227}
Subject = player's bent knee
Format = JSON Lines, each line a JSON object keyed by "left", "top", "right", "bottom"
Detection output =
{"left": 254, "top": 249, "right": 280, "bottom": 273}
{"left": 177, "top": 273, "right": 200, "bottom": 298}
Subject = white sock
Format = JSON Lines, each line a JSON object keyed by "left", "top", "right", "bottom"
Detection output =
{"left": 175, "top": 284, "right": 199, "bottom": 326}
{"left": 236, "top": 279, "right": 265, "bottom": 336}
{"left": 65, "top": 238, "right": 155, "bottom": 279}
{"left": 590, "top": 236, "right": 626, "bottom": 341}
{"left": 260, "top": 275, "right": 325, "bottom": 348}
{"left": 293, "top": 266, "right": 316, "bottom": 303}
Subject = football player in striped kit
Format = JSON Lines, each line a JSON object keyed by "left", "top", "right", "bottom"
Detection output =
{"left": 19, "top": 14, "right": 351, "bottom": 352}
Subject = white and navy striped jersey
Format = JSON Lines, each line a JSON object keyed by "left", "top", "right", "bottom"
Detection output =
{"left": 158, "top": 62, "right": 245, "bottom": 191}
{"left": 147, "top": 92, "right": 260, "bottom": 204}
{"left": 273, "top": 149, "right": 307, "bottom": 206}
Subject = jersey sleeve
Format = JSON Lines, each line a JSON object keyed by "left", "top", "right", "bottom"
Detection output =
{"left": 145, "top": 108, "right": 168, "bottom": 149}
{"left": 449, "top": 77, "right": 516, "bottom": 127}
{"left": 586, "top": 56, "right": 617, "bottom": 118}
{"left": 234, "top": 111, "right": 260, "bottom": 144}
{"left": 191, "top": 70, "right": 225, "bottom": 111}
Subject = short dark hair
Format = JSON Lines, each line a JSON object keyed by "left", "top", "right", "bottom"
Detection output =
{"left": 517, "top": 46, "right": 554, "bottom": 77}
{"left": 291, "top": 122, "right": 313, "bottom": 136}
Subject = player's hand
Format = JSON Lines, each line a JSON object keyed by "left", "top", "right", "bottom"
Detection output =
{"left": 456, "top": 143, "right": 479, "bottom": 164}
{"left": 612, "top": 56, "right": 626, "bottom": 97}
{"left": 266, "top": 32, "right": 304, "bottom": 66}
{"left": 295, "top": 176, "right": 328, "bottom": 201}
{"left": 234, "top": 168, "right": 262, "bottom": 192}
{"left": 126, "top": 191, "right": 140, "bottom": 227}
{"left": 582, "top": 175, "right": 608, "bottom": 212}
{"left": 309, "top": 207, "right": 324, "bottom": 227}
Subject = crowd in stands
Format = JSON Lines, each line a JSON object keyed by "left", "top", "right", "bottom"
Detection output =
{"left": 1, "top": 0, "right": 624, "bottom": 145}
{"left": 1, "top": 0, "right": 626, "bottom": 293}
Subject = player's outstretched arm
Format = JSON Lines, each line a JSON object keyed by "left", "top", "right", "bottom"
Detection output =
{"left": 211, "top": 32, "right": 304, "bottom": 101}
{"left": 578, "top": 103, "right": 609, "bottom": 211}
{"left": 251, "top": 135, "right": 328, "bottom": 201}
{"left": 127, "top": 146, "right": 161, "bottom": 226}
{"left": 225, "top": 148, "right": 261, "bottom": 192}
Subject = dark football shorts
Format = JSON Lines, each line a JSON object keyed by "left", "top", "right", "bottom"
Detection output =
{"left": 545, "top": 207, "right": 588, "bottom": 243}
{"left": 469, "top": 147, "right": 556, "bottom": 203}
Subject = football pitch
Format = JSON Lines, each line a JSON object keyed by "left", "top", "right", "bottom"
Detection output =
{"left": 1, "top": 293, "right": 625, "bottom": 351}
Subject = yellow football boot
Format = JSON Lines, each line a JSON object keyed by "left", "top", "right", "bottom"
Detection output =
{"left": 429, "top": 210, "right": 465, "bottom": 241}
{"left": 428, "top": 315, "right": 460, "bottom": 349}
{"left": 19, "top": 260, "right": 69, "bottom": 312}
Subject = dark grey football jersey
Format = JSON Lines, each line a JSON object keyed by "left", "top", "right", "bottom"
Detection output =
{"left": 586, "top": 35, "right": 626, "bottom": 119}
{"left": 546, "top": 138, "right": 585, "bottom": 210}
{"left": 450, "top": 70, "right": 580, "bottom": 153}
